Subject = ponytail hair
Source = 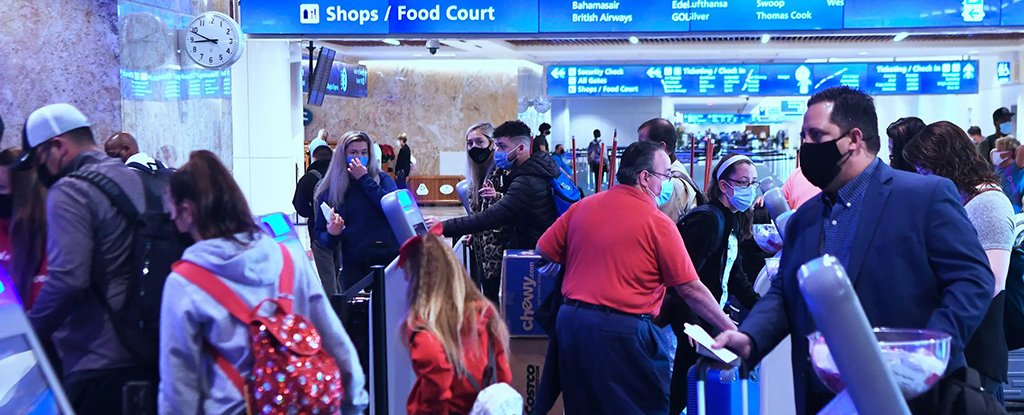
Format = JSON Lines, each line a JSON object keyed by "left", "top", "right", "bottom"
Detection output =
{"left": 169, "top": 150, "right": 259, "bottom": 242}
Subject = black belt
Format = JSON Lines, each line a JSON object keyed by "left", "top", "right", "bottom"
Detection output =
{"left": 563, "top": 298, "right": 653, "bottom": 320}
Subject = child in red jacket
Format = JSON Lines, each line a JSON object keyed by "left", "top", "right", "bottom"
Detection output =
{"left": 399, "top": 233, "right": 512, "bottom": 415}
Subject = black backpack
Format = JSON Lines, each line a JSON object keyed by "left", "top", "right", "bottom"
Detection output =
{"left": 68, "top": 166, "right": 185, "bottom": 368}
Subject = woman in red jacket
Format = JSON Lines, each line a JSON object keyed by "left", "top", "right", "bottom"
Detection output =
{"left": 400, "top": 232, "right": 512, "bottom": 415}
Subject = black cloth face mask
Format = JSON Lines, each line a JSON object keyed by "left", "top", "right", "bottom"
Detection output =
{"left": 468, "top": 147, "right": 493, "bottom": 164}
{"left": 799, "top": 133, "right": 852, "bottom": 189}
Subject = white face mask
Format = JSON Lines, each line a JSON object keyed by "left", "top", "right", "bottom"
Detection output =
{"left": 992, "top": 151, "right": 1009, "bottom": 166}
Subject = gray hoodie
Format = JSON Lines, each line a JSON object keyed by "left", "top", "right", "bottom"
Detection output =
{"left": 158, "top": 232, "right": 368, "bottom": 415}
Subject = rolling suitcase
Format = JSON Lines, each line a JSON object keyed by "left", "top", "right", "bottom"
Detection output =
{"left": 687, "top": 358, "right": 760, "bottom": 415}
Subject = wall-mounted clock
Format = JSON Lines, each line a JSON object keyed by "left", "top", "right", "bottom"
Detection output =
{"left": 183, "top": 11, "right": 244, "bottom": 69}
{"left": 120, "top": 12, "right": 174, "bottom": 70}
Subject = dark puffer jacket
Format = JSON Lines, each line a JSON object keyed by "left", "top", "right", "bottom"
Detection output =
{"left": 443, "top": 151, "right": 560, "bottom": 250}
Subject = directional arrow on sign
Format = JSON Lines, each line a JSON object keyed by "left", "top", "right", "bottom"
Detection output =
{"left": 961, "top": 4, "right": 985, "bottom": 22}
{"left": 963, "top": 63, "right": 976, "bottom": 80}
{"left": 646, "top": 67, "right": 663, "bottom": 79}
{"left": 550, "top": 67, "right": 566, "bottom": 79}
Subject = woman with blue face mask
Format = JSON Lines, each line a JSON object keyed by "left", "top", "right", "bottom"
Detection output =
{"left": 663, "top": 153, "right": 762, "bottom": 414}
{"left": 313, "top": 131, "right": 400, "bottom": 292}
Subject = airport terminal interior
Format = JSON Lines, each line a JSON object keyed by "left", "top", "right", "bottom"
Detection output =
{"left": 6, "top": 0, "right": 1024, "bottom": 414}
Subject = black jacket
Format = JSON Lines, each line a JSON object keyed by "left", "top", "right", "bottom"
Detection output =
{"left": 292, "top": 159, "right": 331, "bottom": 238}
{"left": 443, "top": 151, "right": 560, "bottom": 250}
{"left": 396, "top": 144, "right": 411, "bottom": 173}
{"left": 678, "top": 201, "right": 760, "bottom": 311}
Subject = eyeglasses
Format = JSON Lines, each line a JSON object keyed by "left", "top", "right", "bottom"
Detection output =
{"left": 646, "top": 170, "right": 672, "bottom": 180}
{"left": 725, "top": 178, "right": 759, "bottom": 189}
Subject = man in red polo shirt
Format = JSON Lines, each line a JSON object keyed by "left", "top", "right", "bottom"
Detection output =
{"left": 537, "top": 140, "right": 735, "bottom": 414}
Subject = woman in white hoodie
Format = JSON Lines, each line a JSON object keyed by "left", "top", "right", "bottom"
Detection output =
{"left": 157, "top": 150, "right": 368, "bottom": 415}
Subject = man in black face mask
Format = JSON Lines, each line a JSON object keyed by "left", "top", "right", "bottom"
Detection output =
{"left": 713, "top": 87, "right": 994, "bottom": 415}
{"left": 14, "top": 103, "right": 155, "bottom": 415}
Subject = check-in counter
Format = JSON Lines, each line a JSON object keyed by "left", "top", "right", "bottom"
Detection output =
{"left": 407, "top": 175, "right": 463, "bottom": 205}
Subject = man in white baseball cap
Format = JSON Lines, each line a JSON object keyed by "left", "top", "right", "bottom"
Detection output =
{"left": 20, "top": 103, "right": 157, "bottom": 414}
{"left": 15, "top": 103, "right": 92, "bottom": 180}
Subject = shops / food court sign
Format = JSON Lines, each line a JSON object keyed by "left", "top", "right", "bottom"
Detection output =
{"left": 241, "top": 0, "right": 1024, "bottom": 37}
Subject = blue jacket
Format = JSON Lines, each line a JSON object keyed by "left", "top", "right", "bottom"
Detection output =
{"left": 740, "top": 161, "right": 993, "bottom": 415}
{"left": 314, "top": 172, "right": 400, "bottom": 267}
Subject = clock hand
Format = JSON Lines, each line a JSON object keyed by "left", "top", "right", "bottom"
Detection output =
{"left": 192, "top": 31, "right": 217, "bottom": 42}
{"left": 194, "top": 39, "right": 219, "bottom": 43}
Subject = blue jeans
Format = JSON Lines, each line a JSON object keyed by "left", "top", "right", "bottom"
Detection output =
{"left": 557, "top": 304, "right": 672, "bottom": 414}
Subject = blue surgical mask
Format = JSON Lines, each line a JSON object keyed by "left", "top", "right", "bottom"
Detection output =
{"left": 728, "top": 183, "right": 757, "bottom": 212}
{"left": 347, "top": 156, "right": 369, "bottom": 167}
{"left": 494, "top": 146, "right": 520, "bottom": 169}
{"left": 655, "top": 179, "right": 674, "bottom": 206}
{"left": 1001, "top": 121, "right": 1014, "bottom": 135}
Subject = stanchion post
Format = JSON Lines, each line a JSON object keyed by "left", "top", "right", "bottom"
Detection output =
{"left": 610, "top": 131, "right": 618, "bottom": 187}
{"left": 704, "top": 139, "right": 715, "bottom": 191}
{"left": 690, "top": 138, "right": 696, "bottom": 180}
{"left": 370, "top": 265, "right": 388, "bottom": 414}
{"left": 597, "top": 143, "right": 606, "bottom": 193}
{"left": 571, "top": 136, "right": 578, "bottom": 185}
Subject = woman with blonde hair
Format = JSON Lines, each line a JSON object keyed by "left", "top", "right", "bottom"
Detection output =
{"left": 464, "top": 122, "right": 510, "bottom": 304}
{"left": 313, "top": 131, "right": 400, "bottom": 290}
{"left": 400, "top": 231, "right": 512, "bottom": 415}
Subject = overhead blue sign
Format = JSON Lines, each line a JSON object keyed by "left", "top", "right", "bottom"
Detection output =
{"left": 998, "top": 61, "right": 1013, "bottom": 84}
{"left": 548, "top": 61, "right": 980, "bottom": 98}
{"left": 681, "top": 114, "right": 756, "bottom": 125}
{"left": 1002, "top": 0, "right": 1024, "bottom": 26}
{"left": 538, "top": 1, "right": 685, "bottom": 33}
{"left": 302, "top": 57, "right": 369, "bottom": 98}
{"left": 241, "top": 1, "right": 1024, "bottom": 35}
{"left": 687, "top": 0, "right": 844, "bottom": 31}
{"left": 844, "top": 0, "right": 1000, "bottom": 28}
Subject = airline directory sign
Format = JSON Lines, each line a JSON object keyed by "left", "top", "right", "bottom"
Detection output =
{"left": 242, "top": 0, "right": 1024, "bottom": 35}
{"left": 547, "top": 61, "right": 980, "bottom": 97}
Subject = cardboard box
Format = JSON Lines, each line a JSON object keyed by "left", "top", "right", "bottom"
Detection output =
{"left": 501, "top": 250, "right": 557, "bottom": 337}
{"left": 509, "top": 338, "right": 563, "bottom": 415}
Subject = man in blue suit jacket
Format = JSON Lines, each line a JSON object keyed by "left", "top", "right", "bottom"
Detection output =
{"left": 715, "top": 87, "right": 994, "bottom": 414}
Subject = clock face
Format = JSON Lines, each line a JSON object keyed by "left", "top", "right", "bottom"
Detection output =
{"left": 184, "top": 11, "right": 243, "bottom": 69}
{"left": 120, "top": 12, "right": 173, "bottom": 70}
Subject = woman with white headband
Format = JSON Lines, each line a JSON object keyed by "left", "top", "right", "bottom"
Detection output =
{"left": 665, "top": 153, "right": 763, "bottom": 414}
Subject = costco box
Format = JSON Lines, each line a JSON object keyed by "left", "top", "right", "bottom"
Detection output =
{"left": 501, "top": 250, "right": 557, "bottom": 337}
{"left": 510, "top": 338, "right": 564, "bottom": 415}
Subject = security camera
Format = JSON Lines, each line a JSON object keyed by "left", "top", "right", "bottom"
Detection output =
{"left": 426, "top": 39, "right": 441, "bottom": 55}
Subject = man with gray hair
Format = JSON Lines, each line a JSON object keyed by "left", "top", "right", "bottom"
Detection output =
{"left": 434, "top": 120, "right": 560, "bottom": 250}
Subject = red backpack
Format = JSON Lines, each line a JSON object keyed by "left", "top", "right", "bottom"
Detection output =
{"left": 173, "top": 243, "right": 344, "bottom": 414}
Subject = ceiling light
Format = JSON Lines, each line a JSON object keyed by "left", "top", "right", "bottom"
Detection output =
{"left": 893, "top": 32, "right": 909, "bottom": 42}
{"left": 382, "top": 38, "right": 401, "bottom": 46}
{"left": 628, "top": 36, "right": 640, "bottom": 44}
{"left": 760, "top": 34, "right": 771, "bottom": 44}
